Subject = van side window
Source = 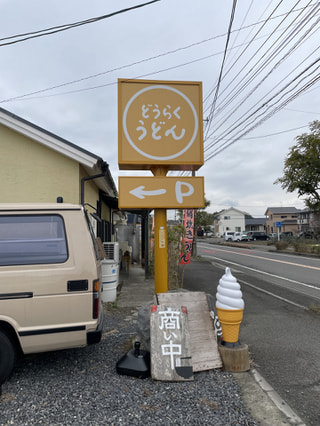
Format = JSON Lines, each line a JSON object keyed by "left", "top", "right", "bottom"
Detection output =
{"left": 0, "top": 215, "right": 68, "bottom": 266}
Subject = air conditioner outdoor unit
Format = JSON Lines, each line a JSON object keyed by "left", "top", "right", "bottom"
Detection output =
{"left": 103, "top": 242, "right": 119, "bottom": 262}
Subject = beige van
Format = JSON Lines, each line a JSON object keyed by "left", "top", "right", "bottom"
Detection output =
{"left": 0, "top": 204, "right": 103, "bottom": 385}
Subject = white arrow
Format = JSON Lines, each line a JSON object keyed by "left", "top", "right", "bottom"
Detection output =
{"left": 130, "top": 186, "right": 167, "bottom": 199}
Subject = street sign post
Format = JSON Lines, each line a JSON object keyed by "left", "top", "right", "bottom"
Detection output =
{"left": 119, "top": 176, "right": 204, "bottom": 209}
{"left": 274, "top": 221, "right": 283, "bottom": 241}
{"left": 118, "top": 79, "right": 204, "bottom": 294}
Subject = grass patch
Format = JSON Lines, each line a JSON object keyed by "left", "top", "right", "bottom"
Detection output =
{"left": 275, "top": 240, "right": 289, "bottom": 250}
{"left": 310, "top": 304, "right": 320, "bottom": 315}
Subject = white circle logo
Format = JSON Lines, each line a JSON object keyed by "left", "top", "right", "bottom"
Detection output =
{"left": 122, "top": 85, "right": 199, "bottom": 161}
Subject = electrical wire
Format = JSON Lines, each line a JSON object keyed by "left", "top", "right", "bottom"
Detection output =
{"left": 204, "top": 42, "right": 320, "bottom": 156}
{"left": 204, "top": 0, "right": 238, "bottom": 139}
{"left": 204, "top": 1, "right": 320, "bottom": 149}
{"left": 1, "top": 0, "right": 319, "bottom": 169}
{"left": 203, "top": 0, "right": 320, "bottom": 161}
{"left": 203, "top": 0, "right": 286, "bottom": 117}
{"left": 203, "top": 0, "right": 310, "bottom": 123}
{"left": 0, "top": 1, "right": 161, "bottom": 47}
{"left": 204, "top": 62, "right": 320, "bottom": 162}
{"left": 0, "top": 3, "right": 316, "bottom": 104}
{"left": 206, "top": 124, "right": 309, "bottom": 142}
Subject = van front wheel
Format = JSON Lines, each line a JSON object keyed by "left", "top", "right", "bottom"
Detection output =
{"left": 0, "top": 330, "right": 16, "bottom": 385}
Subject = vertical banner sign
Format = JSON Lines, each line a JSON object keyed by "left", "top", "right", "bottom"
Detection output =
{"left": 180, "top": 209, "right": 194, "bottom": 264}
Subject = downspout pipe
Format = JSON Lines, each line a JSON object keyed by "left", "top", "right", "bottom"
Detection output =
{"left": 81, "top": 172, "right": 105, "bottom": 206}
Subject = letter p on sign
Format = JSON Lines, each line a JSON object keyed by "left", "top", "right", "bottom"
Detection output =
{"left": 175, "top": 181, "right": 194, "bottom": 204}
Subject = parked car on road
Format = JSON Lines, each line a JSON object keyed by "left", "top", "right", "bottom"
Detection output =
{"left": 246, "top": 231, "right": 270, "bottom": 241}
{"left": 279, "top": 231, "right": 293, "bottom": 239}
{"left": 269, "top": 233, "right": 278, "bottom": 239}
{"left": 223, "top": 231, "right": 235, "bottom": 241}
{"left": 298, "top": 231, "right": 315, "bottom": 239}
{"left": 232, "top": 232, "right": 249, "bottom": 242}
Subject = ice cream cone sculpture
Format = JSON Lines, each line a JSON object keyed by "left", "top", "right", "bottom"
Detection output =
{"left": 216, "top": 267, "right": 244, "bottom": 344}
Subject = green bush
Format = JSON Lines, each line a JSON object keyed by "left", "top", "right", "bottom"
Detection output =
{"left": 293, "top": 242, "right": 311, "bottom": 253}
{"left": 275, "top": 240, "right": 289, "bottom": 250}
{"left": 311, "top": 244, "right": 320, "bottom": 255}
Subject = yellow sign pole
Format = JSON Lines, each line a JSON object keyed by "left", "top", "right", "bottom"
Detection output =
{"left": 152, "top": 167, "right": 168, "bottom": 294}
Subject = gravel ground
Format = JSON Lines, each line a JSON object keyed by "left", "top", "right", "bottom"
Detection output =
{"left": 0, "top": 304, "right": 258, "bottom": 425}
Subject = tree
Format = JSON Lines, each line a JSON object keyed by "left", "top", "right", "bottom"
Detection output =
{"left": 177, "top": 198, "right": 214, "bottom": 233}
{"left": 194, "top": 198, "right": 214, "bottom": 233}
{"left": 275, "top": 121, "right": 320, "bottom": 213}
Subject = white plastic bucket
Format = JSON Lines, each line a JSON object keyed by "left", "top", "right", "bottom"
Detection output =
{"left": 101, "top": 260, "right": 119, "bottom": 302}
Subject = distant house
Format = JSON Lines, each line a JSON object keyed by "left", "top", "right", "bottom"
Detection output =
{"left": 298, "top": 208, "right": 320, "bottom": 235}
{"left": 217, "top": 207, "right": 252, "bottom": 235}
{"left": 265, "top": 207, "right": 301, "bottom": 235}
{"left": 0, "top": 107, "right": 119, "bottom": 243}
{"left": 245, "top": 217, "right": 266, "bottom": 232}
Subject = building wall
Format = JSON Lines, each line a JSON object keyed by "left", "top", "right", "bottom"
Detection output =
{"left": 218, "top": 208, "right": 245, "bottom": 234}
{"left": 79, "top": 166, "right": 101, "bottom": 210}
{"left": 100, "top": 201, "right": 111, "bottom": 222}
{"left": 1, "top": 122, "right": 119, "bottom": 243}
{"left": 265, "top": 209, "right": 299, "bottom": 234}
{"left": 1, "top": 125, "right": 79, "bottom": 203}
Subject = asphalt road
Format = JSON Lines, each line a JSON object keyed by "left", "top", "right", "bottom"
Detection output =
{"left": 182, "top": 243, "right": 320, "bottom": 426}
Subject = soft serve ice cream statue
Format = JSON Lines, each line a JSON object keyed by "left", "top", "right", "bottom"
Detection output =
{"left": 216, "top": 267, "right": 244, "bottom": 345}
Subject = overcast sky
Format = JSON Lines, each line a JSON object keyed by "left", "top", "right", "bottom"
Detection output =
{"left": 1, "top": 0, "right": 319, "bottom": 217}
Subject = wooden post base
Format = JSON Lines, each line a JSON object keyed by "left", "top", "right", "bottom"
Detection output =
{"left": 218, "top": 343, "right": 250, "bottom": 372}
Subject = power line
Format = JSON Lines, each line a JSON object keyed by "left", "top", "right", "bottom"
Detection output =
{"left": 203, "top": 0, "right": 286, "bottom": 114}
{"left": 206, "top": 124, "right": 309, "bottom": 141}
{"left": 0, "top": 0, "right": 160, "bottom": 47}
{"left": 204, "top": 62, "right": 320, "bottom": 162}
{"left": 204, "top": 2, "right": 320, "bottom": 151}
{"left": 1, "top": 3, "right": 316, "bottom": 104}
{"left": 204, "top": 0, "right": 238, "bottom": 138}
{"left": 204, "top": 52, "right": 320, "bottom": 158}
{"left": 1, "top": 33, "right": 290, "bottom": 103}
{"left": 204, "top": 0, "right": 311, "bottom": 124}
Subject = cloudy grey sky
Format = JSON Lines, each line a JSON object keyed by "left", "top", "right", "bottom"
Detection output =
{"left": 1, "top": 0, "right": 319, "bottom": 217}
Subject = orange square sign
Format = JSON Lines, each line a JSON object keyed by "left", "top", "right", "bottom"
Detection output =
{"left": 118, "top": 79, "right": 204, "bottom": 171}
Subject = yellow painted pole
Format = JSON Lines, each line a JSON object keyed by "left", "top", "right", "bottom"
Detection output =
{"left": 152, "top": 167, "right": 168, "bottom": 294}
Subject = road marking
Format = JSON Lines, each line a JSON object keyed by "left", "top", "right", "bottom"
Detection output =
{"left": 202, "top": 246, "right": 320, "bottom": 271}
{"left": 239, "top": 279, "right": 308, "bottom": 310}
{"left": 201, "top": 249, "right": 320, "bottom": 294}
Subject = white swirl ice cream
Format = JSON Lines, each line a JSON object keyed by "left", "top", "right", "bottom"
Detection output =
{"left": 216, "top": 267, "right": 244, "bottom": 310}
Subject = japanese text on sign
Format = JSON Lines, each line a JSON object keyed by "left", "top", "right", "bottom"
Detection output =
{"left": 158, "top": 307, "right": 183, "bottom": 370}
{"left": 180, "top": 209, "right": 194, "bottom": 265}
{"left": 136, "top": 104, "right": 185, "bottom": 142}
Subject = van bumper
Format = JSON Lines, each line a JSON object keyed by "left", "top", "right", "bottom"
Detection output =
{"left": 87, "top": 309, "right": 104, "bottom": 345}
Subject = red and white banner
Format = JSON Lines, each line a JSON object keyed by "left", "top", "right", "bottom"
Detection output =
{"left": 180, "top": 209, "right": 194, "bottom": 265}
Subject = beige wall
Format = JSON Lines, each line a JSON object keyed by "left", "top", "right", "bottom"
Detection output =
{"left": 79, "top": 166, "right": 101, "bottom": 210}
{"left": 265, "top": 209, "right": 299, "bottom": 234}
{"left": 1, "top": 124, "right": 116, "bottom": 240}
{"left": 1, "top": 125, "right": 79, "bottom": 203}
{"left": 101, "top": 202, "right": 111, "bottom": 222}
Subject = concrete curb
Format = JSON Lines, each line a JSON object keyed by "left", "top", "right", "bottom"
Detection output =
{"left": 232, "top": 368, "right": 306, "bottom": 426}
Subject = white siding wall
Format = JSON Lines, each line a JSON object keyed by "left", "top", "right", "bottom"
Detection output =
{"left": 218, "top": 208, "right": 246, "bottom": 235}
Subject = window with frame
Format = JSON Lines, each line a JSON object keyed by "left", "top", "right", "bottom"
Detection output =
{"left": 0, "top": 215, "right": 68, "bottom": 266}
